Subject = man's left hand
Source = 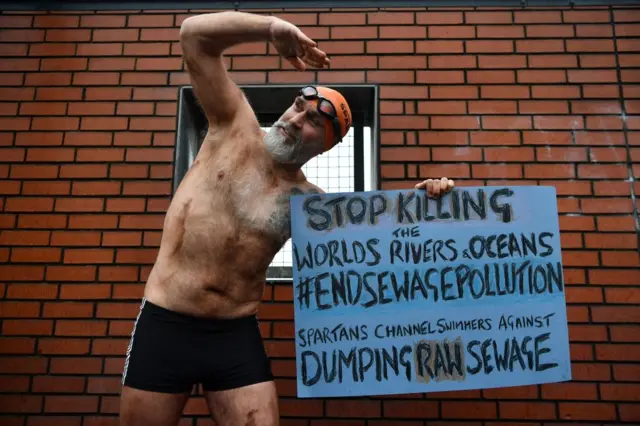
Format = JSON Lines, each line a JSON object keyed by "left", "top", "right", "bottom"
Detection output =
{"left": 415, "top": 177, "right": 455, "bottom": 198}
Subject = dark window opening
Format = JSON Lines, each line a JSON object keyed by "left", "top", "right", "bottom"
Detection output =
{"left": 173, "top": 84, "right": 379, "bottom": 281}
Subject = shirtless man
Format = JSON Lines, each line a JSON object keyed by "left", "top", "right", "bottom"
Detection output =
{"left": 119, "top": 11, "right": 455, "bottom": 426}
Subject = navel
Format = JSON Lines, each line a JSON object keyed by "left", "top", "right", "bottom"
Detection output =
{"left": 217, "top": 171, "right": 225, "bottom": 180}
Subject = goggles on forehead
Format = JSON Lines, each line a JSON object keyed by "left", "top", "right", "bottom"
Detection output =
{"left": 298, "top": 86, "right": 343, "bottom": 144}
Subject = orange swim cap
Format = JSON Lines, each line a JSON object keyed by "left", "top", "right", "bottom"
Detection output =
{"left": 315, "top": 86, "right": 352, "bottom": 151}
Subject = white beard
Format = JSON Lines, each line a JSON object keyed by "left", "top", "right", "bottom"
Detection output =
{"left": 264, "top": 122, "right": 324, "bottom": 166}
{"left": 264, "top": 126, "right": 298, "bottom": 164}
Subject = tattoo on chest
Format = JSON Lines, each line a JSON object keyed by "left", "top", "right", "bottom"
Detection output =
{"left": 268, "top": 186, "right": 319, "bottom": 241}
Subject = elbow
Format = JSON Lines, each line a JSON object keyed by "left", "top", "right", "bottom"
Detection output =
{"left": 179, "top": 13, "right": 227, "bottom": 54}
{"left": 179, "top": 15, "right": 199, "bottom": 41}
{"left": 180, "top": 12, "right": 231, "bottom": 39}
{"left": 179, "top": 19, "right": 197, "bottom": 58}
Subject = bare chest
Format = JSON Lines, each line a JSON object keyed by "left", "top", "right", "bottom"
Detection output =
{"left": 240, "top": 189, "right": 290, "bottom": 237}
{"left": 196, "top": 136, "right": 305, "bottom": 245}
{"left": 228, "top": 169, "right": 301, "bottom": 244}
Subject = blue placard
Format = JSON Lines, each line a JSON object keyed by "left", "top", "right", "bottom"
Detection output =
{"left": 289, "top": 186, "right": 571, "bottom": 398}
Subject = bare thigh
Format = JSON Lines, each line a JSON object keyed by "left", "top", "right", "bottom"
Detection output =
{"left": 205, "top": 381, "right": 279, "bottom": 426}
{"left": 120, "top": 385, "right": 191, "bottom": 426}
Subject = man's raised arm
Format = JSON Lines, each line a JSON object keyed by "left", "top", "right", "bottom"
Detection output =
{"left": 179, "top": 12, "right": 275, "bottom": 128}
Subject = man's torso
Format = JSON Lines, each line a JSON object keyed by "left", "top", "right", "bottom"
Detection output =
{"left": 144, "top": 119, "right": 313, "bottom": 318}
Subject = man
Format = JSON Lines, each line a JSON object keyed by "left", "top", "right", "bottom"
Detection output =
{"left": 119, "top": 10, "right": 455, "bottom": 426}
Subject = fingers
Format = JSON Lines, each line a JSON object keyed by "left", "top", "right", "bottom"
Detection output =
{"left": 415, "top": 179, "right": 434, "bottom": 195}
{"left": 433, "top": 177, "right": 454, "bottom": 198}
{"left": 300, "top": 53, "right": 326, "bottom": 69}
{"left": 274, "top": 26, "right": 328, "bottom": 71}
{"left": 286, "top": 56, "right": 306, "bottom": 72}
{"left": 445, "top": 177, "right": 455, "bottom": 192}
{"left": 294, "top": 29, "right": 325, "bottom": 63}
{"left": 282, "top": 29, "right": 328, "bottom": 70}
{"left": 431, "top": 179, "right": 441, "bottom": 198}
{"left": 300, "top": 46, "right": 330, "bottom": 69}
{"left": 439, "top": 177, "right": 447, "bottom": 197}
{"left": 415, "top": 177, "right": 455, "bottom": 198}
{"left": 287, "top": 51, "right": 327, "bottom": 72}
{"left": 296, "top": 30, "right": 317, "bottom": 48}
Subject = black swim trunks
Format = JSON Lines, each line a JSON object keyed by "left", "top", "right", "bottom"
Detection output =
{"left": 122, "top": 298, "right": 274, "bottom": 393}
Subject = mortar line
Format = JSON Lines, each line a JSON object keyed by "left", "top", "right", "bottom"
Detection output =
{"left": 608, "top": 5, "right": 640, "bottom": 256}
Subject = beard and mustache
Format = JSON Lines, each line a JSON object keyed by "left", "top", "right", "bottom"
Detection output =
{"left": 264, "top": 121, "right": 321, "bottom": 166}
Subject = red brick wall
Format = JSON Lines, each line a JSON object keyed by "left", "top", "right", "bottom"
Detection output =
{"left": 1, "top": 4, "right": 639, "bottom": 425}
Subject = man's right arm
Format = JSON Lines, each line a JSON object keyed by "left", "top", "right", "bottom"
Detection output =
{"left": 179, "top": 12, "right": 276, "bottom": 128}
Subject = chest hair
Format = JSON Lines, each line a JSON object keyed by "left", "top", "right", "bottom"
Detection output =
{"left": 234, "top": 180, "right": 314, "bottom": 245}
